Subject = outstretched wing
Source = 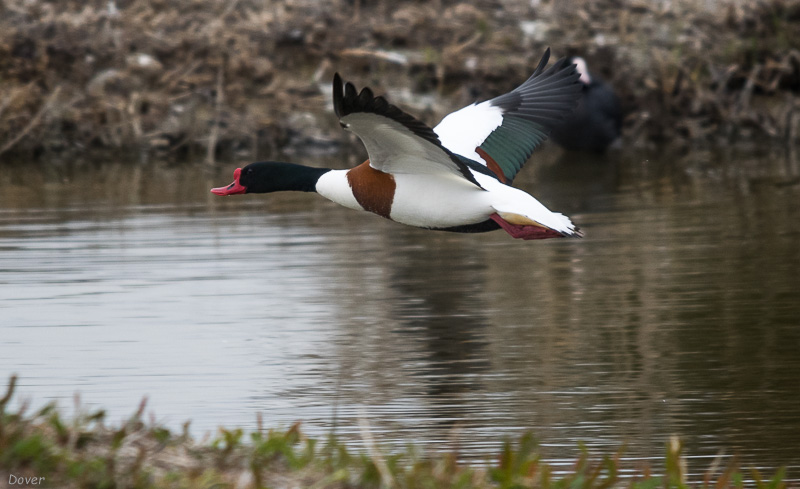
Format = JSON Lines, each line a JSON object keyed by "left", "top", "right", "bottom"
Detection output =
{"left": 433, "top": 49, "right": 581, "bottom": 184}
{"left": 332, "top": 73, "right": 483, "bottom": 189}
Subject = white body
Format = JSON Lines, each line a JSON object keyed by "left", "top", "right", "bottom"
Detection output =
{"left": 317, "top": 169, "right": 578, "bottom": 235}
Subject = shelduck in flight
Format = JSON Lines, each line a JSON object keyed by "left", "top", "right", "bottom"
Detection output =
{"left": 212, "top": 49, "right": 583, "bottom": 240}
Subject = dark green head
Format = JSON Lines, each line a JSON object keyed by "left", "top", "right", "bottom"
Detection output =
{"left": 211, "top": 161, "right": 330, "bottom": 195}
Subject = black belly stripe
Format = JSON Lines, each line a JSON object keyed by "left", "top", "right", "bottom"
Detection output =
{"left": 430, "top": 219, "right": 501, "bottom": 234}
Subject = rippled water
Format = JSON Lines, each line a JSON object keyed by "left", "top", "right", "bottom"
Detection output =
{"left": 1, "top": 147, "right": 799, "bottom": 477}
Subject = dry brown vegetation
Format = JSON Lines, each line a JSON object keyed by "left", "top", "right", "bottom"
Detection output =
{"left": 1, "top": 0, "right": 799, "bottom": 162}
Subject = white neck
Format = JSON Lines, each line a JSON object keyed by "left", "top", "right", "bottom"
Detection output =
{"left": 315, "top": 169, "right": 363, "bottom": 211}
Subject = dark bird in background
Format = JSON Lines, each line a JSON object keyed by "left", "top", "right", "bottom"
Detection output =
{"left": 549, "top": 57, "right": 622, "bottom": 153}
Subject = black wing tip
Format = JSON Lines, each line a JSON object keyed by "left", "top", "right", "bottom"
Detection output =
{"left": 332, "top": 72, "right": 344, "bottom": 118}
{"left": 492, "top": 49, "right": 581, "bottom": 115}
{"left": 332, "top": 73, "right": 381, "bottom": 118}
{"left": 544, "top": 55, "right": 580, "bottom": 83}
{"left": 531, "top": 48, "right": 551, "bottom": 77}
{"left": 519, "top": 50, "right": 582, "bottom": 107}
{"left": 331, "top": 73, "right": 438, "bottom": 140}
{"left": 566, "top": 225, "right": 584, "bottom": 238}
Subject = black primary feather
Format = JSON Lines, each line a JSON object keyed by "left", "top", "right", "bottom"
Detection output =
{"left": 490, "top": 49, "right": 582, "bottom": 128}
{"left": 475, "top": 48, "right": 583, "bottom": 183}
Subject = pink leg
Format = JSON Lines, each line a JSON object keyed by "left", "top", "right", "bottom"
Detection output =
{"left": 490, "top": 213, "right": 564, "bottom": 240}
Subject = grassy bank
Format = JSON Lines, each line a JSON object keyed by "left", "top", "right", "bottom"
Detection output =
{"left": 0, "top": 376, "right": 792, "bottom": 489}
{"left": 1, "top": 0, "right": 799, "bottom": 162}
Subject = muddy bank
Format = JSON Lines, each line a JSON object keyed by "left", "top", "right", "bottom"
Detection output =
{"left": 1, "top": 0, "right": 799, "bottom": 162}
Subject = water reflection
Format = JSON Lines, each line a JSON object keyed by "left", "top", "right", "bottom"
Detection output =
{"left": 389, "top": 238, "right": 491, "bottom": 394}
{"left": 0, "top": 148, "right": 799, "bottom": 478}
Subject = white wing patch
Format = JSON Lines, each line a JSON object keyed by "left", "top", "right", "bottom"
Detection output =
{"left": 433, "top": 102, "right": 503, "bottom": 163}
{"left": 342, "top": 112, "right": 473, "bottom": 181}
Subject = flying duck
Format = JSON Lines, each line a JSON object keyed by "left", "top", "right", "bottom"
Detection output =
{"left": 212, "top": 49, "right": 583, "bottom": 240}
{"left": 549, "top": 56, "right": 622, "bottom": 153}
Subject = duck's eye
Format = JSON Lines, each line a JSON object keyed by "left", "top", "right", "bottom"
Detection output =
{"left": 246, "top": 168, "right": 254, "bottom": 175}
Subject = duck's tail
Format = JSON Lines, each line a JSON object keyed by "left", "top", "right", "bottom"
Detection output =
{"left": 490, "top": 208, "right": 582, "bottom": 240}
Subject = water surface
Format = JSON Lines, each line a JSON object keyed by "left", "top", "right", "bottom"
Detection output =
{"left": 1, "top": 148, "right": 799, "bottom": 478}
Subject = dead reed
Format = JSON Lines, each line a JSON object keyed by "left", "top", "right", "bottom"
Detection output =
{"left": 0, "top": 0, "right": 798, "bottom": 161}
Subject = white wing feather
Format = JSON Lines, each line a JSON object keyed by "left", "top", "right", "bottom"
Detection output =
{"left": 433, "top": 102, "right": 503, "bottom": 163}
{"left": 342, "top": 112, "right": 474, "bottom": 181}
